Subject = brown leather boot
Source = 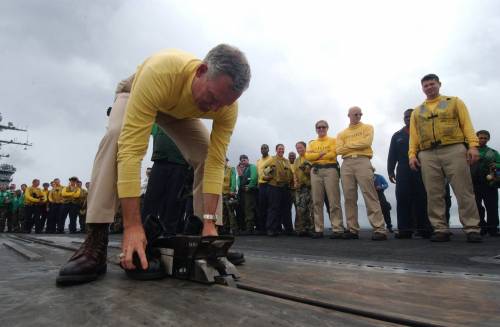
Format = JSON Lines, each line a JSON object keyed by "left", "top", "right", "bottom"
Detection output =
{"left": 56, "top": 223, "right": 109, "bottom": 286}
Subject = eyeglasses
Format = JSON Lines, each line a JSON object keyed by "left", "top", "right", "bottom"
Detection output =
{"left": 316, "top": 126, "right": 328, "bottom": 129}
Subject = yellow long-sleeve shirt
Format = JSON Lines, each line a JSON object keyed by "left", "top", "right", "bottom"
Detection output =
{"left": 49, "top": 186, "right": 64, "bottom": 204}
{"left": 117, "top": 49, "right": 238, "bottom": 197}
{"left": 336, "top": 123, "right": 374, "bottom": 159}
{"left": 62, "top": 186, "right": 81, "bottom": 204}
{"left": 263, "top": 156, "right": 293, "bottom": 187}
{"left": 257, "top": 156, "right": 273, "bottom": 184}
{"left": 293, "top": 156, "right": 312, "bottom": 188}
{"left": 304, "top": 136, "right": 338, "bottom": 164}
{"left": 24, "top": 187, "right": 43, "bottom": 205}
{"left": 41, "top": 190, "right": 49, "bottom": 204}
{"left": 409, "top": 95, "right": 478, "bottom": 158}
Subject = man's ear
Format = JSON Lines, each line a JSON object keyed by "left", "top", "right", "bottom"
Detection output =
{"left": 195, "top": 63, "right": 208, "bottom": 77}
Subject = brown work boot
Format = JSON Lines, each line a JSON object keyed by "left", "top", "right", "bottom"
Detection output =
{"left": 56, "top": 223, "right": 109, "bottom": 286}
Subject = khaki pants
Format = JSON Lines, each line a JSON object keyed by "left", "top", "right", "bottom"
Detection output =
{"left": 87, "top": 81, "right": 222, "bottom": 225}
{"left": 340, "top": 157, "right": 385, "bottom": 234}
{"left": 418, "top": 143, "right": 480, "bottom": 233}
{"left": 310, "top": 167, "right": 344, "bottom": 233}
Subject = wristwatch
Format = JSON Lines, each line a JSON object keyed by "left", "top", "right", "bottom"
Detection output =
{"left": 203, "top": 214, "right": 218, "bottom": 223}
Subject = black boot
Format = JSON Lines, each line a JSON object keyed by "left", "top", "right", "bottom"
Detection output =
{"left": 56, "top": 223, "right": 108, "bottom": 286}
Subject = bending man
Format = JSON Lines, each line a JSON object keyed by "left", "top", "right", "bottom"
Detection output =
{"left": 57, "top": 44, "right": 251, "bottom": 285}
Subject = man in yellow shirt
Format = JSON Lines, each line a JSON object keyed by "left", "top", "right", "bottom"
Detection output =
{"left": 263, "top": 144, "right": 294, "bottom": 236}
{"left": 57, "top": 44, "right": 251, "bottom": 285}
{"left": 336, "top": 107, "right": 387, "bottom": 240}
{"left": 294, "top": 142, "right": 314, "bottom": 236}
{"left": 288, "top": 151, "right": 298, "bottom": 233}
{"left": 59, "top": 177, "right": 81, "bottom": 234}
{"left": 256, "top": 144, "right": 273, "bottom": 234}
{"left": 77, "top": 181, "right": 89, "bottom": 233}
{"left": 35, "top": 182, "right": 50, "bottom": 233}
{"left": 23, "top": 179, "right": 44, "bottom": 233}
{"left": 47, "top": 178, "right": 63, "bottom": 233}
{"left": 409, "top": 74, "right": 481, "bottom": 243}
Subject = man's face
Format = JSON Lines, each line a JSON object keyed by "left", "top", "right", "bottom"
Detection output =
{"left": 192, "top": 66, "right": 241, "bottom": 112}
{"left": 43, "top": 184, "right": 49, "bottom": 190}
{"left": 21, "top": 185, "right": 27, "bottom": 191}
{"left": 348, "top": 107, "right": 363, "bottom": 125}
{"left": 421, "top": 79, "right": 441, "bottom": 99}
{"left": 478, "top": 133, "right": 489, "bottom": 147}
{"left": 54, "top": 179, "right": 60, "bottom": 186}
{"left": 404, "top": 110, "right": 412, "bottom": 127}
{"left": 240, "top": 158, "right": 249, "bottom": 166}
{"left": 86, "top": 182, "right": 90, "bottom": 189}
{"left": 9, "top": 184, "right": 16, "bottom": 191}
{"left": 288, "top": 152, "right": 296, "bottom": 163}
{"left": 276, "top": 145, "right": 285, "bottom": 157}
{"left": 77, "top": 182, "right": 82, "bottom": 188}
{"left": 315, "top": 123, "right": 328, "bottom": 137}
{"left": 261, "top": 144, "right": 269, "bottom": 156}
{"left": 296, "top": 143, "right": 306, "bottom": 156}
{"left": 50, "top": 182, "right": 55, "bottom": 188}
{"left": 33, "top": 180, "right": 40, "bottom": 188}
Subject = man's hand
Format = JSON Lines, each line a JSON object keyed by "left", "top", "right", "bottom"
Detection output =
{"left": 318, "top": 151, "right": 326, "bottom": 159}
{"left": 120, "top": 197, "right": 148, "bottom": 270}
{"left": 121, "top": 224, "right": 148, "bottom": 270}
{"left": 467, "top": 147, "right": 479, "bottom": 166}
{"left": 389, "top": 174, "right": 396, "bottom": 184}
{"left": 409, "top": 157, "right": 421, "bottom": 171}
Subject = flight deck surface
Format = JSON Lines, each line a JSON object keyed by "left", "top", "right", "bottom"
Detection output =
{"left": 1, "top": 230, "right": 499, "bottom": 327}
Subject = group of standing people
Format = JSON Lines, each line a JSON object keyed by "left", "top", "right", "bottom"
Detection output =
{"left": 222, "top": 106, "right": 390, "bottom": 240}
{"left": 222, "top": 74, "right": 498, "bottom": 243}
{"left": 0, "top": 177, "right": 90, "bottom": 234}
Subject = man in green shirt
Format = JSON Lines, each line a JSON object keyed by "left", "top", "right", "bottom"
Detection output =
{"left": 142, "top": 124, "right": 191, "bottom": 237}
{"left": 471, "top": 130, "right": 499, "bottom": 236}
{"left": 0, "top": 185, "right": 14, "bottom": 232}
{"left": 236, "top": 154, "right": 258, "bottom": 234}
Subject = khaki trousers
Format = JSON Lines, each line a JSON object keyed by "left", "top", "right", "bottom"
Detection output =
{"left": 310, "top": 167, "right": 344, "bottom": 233}
{"left": 87, "top": 90, "right": 223, "bottom": 225}
{"left": 340, "top": 157, "right": 386, "bottom": 234}
{"left": 418, "top": 143, "right": 480, "bottom": 233}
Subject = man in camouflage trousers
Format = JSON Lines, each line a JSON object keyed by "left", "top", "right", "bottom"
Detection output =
{"left": 294, "top": 142, "right": 314, "bottom": 236}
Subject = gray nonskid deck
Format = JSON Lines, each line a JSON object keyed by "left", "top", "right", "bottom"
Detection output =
{"left": 1, "top": 231, "right": 499, "bottom": 327}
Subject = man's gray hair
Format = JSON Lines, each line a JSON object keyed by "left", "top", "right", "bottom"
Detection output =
{"left": 204, "top": 44, "right": 251, "bottom": 93}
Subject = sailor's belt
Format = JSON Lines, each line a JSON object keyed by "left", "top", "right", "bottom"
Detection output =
{"left": 343, "top": 155, "right": 368, "bottom": 159}
{"left": 312, "top": 163, "right": 338, "bottom": 169}
{"left": 430, "top": 140, "right": 443, "bottom": 149}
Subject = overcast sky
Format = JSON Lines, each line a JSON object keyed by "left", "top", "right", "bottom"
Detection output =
{"left": 1, "top": 0, "right": 499, "bottom": 226}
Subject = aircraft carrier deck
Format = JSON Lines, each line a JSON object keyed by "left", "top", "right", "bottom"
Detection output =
{"left": 1, "top": 230, "right": 499, "bottom": 327}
